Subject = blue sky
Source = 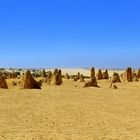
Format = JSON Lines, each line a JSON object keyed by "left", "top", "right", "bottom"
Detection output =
{"left": 0, "top": 0, "right": 140, "bottom": 68}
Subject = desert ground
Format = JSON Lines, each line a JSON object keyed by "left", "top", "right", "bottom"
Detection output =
{"left": 0, "top": 68, "right": 140, "bottom": 140}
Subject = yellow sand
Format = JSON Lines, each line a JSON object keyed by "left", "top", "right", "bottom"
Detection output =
{"left": 0, "top": 69, "right": 140, "bottom": 140}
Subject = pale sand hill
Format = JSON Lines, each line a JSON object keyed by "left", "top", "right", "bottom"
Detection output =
{"left": 0, "top": 69, "right": 140, "bottom": 140}
{"left": 46, "top": 68, "right": 125, "bottom": 77}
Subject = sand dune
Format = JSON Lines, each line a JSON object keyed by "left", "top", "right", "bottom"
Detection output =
{"left": 46, "top": 68, "right": 124, "bottom": 77}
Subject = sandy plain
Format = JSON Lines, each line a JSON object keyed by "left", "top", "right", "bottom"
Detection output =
{"left": 0, "top": 68, "right": 140, "bottom": 140}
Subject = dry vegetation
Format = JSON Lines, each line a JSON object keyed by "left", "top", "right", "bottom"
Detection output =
{"left": 0, "top": 68, "right": 140, "bottom": 140}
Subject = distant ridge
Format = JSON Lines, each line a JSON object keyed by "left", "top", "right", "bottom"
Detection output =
{"left": 0, "top": 67, "right": 140, "bottom": 71}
